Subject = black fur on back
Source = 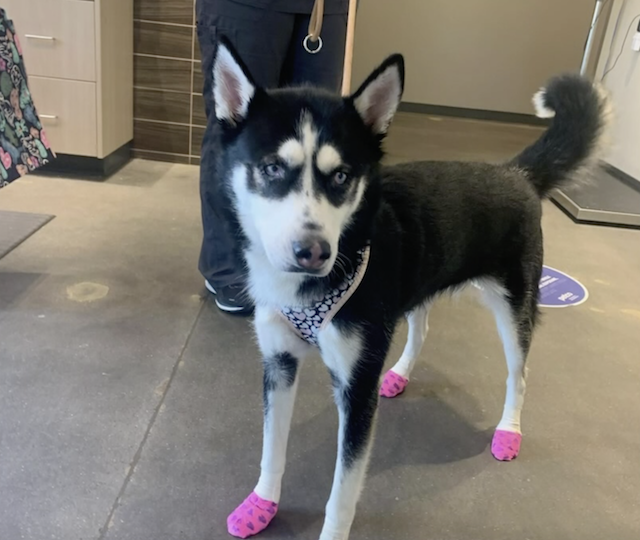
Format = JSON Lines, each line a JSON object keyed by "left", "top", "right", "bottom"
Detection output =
{"left": 308, "top": 74, "right": 610, "bottom": 331}
{"left": 333, "top": 159, "right": 545, "bottom": 326}
{"left": 216, "top": 66, "right": 609, "bottom": 347}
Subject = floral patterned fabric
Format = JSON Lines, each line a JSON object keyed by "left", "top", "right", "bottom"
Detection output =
{"left": 0, "top": 9, "right": 55, "bottom": 188}
{"left": 280, "top": 245, "right": 370, "bottom": 346}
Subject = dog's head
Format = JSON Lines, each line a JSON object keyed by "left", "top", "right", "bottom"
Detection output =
{"left": 213, "top": 37, "right": 404, "bottom": 277}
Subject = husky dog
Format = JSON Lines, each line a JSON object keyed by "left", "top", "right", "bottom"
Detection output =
{"left": 209, "top": 37, "right": 610, "bottom": 540}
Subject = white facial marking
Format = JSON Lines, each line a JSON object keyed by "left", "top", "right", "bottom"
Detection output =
{"left": 300, "top": 116, "right": 318, "bottom": 158}
{"left": 231, "top": 115, "right": 367, "bottom": 279}
{"left": 299, "top": 115, "right": 318, "bottom": 195}
{"left": 352, "top": 177, "right": 367, "bottom": 210}
{"left": 213, "top": 45, "right": 255, "bottom": 124}
{"left": 277, "top": 139, "right": 305, "bottom": 167}
{"left": 316, "top": 144, "right": 342, "bottom": 175}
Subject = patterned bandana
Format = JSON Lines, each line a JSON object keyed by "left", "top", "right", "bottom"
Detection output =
{"left": 280, "top": 245, "right": 371, "bottom": 346}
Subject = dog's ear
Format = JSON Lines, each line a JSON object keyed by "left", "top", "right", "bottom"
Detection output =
{"left": 351, "top": 54, "right": 404, "bottom": 135}
{"left": 212, "top": 36, "right": 256, "bottom": 126}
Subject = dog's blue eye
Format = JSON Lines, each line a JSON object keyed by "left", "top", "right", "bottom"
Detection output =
{"left": 263, "top": 163, "right": 285, "bottom": 179}
{"left": 334, "top": 171, "right": 349, "bottom": 185}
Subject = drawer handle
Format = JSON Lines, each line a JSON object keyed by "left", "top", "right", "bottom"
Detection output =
{"left": 25, "top": 34, "right": 56, "bottom": 41}
{"left": 40, "top": 115, "right": 58, "bottom": 120}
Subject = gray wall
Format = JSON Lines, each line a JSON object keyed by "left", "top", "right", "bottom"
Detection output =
{"left": 351, "top": 0, "right": 596, "bottom": 115}
{"left": 596, "top": 0, "right": 640, "bottom": 181}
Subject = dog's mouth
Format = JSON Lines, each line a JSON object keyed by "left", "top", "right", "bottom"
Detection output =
{"left": 284, "top": 264, "right": 332, "bottom": 277}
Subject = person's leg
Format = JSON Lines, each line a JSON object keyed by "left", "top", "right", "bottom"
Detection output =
{"left": 280, "top": 12, "right": 348, "bottom": 90}
{"left": 196, "top": 0, "right": 293, "bottom": 312}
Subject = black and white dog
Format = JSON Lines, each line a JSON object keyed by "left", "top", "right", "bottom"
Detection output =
{"left": 210, "top": 38, "right": 610, "bottom": 540}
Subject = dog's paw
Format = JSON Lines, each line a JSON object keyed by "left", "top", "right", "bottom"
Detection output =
{"left": 227, "top": 492, "right": 278, "bottom": 538}
{"left": 491, "top": 429, "right": 522, "bottom": 461}
{"left": 380, "top": 370, "right": 409, "bottom": 398}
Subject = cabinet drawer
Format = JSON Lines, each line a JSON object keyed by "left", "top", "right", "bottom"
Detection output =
{"left": 28, "top": 77, "right": 97, "bottom": 157}
{"left": 7, "top": 0, "right": 96, "bottom": 82}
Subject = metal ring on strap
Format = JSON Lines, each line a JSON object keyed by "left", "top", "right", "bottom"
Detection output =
{"left": 303, "top": 34, "right": 323, "bottom": 54}
{"left": 304, "top": 0, "right": 324, "bottom": 54}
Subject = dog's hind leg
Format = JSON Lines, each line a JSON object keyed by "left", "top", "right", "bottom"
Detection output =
{"left": 227, "top": 306, "right": 312, "bottom": 539}
{"left": 481, "top": 279, "right": 537, "bottom": 461}
{"left": 380, "top": 302, "right": 432, "bottom": 398}
{"left": 318, "top": 320, "right": 391, "bottom": 540}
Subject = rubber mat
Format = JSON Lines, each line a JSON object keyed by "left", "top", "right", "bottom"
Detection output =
{"left": 0, "top": 210, "right": 54, "bottom": 260}
{"left": 552, "top": 165, "right": 640, "bottom": 228}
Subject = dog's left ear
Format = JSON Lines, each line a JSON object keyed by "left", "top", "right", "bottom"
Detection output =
{"left": 351, "top": 54, "right": 404, "bottom": 135}
{"left": 212, "top": 36, "right": 257, "bottom": 126}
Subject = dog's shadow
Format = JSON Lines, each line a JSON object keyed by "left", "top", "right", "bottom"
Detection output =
{"left": 373, "top": 374, "right": 491, "bottom": 471}
{"left": 259, "top": 368, "right": 491, "bottom": 539}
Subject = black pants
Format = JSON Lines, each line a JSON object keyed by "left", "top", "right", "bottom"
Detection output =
{"left": 196, "top": 0, "right": 347, "bottom": 288}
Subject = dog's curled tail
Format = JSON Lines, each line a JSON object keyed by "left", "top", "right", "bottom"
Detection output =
{"left": 514, "top": 74, "right": 612, "bottom": 199}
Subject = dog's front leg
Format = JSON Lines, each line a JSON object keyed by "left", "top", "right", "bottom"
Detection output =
{"left": 227, "top": 306, "right": 312, "bottom": 538}
{"left": 317, "top": 321, "right": 390, "bottom": 540}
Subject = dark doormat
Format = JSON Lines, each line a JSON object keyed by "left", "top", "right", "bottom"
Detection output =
{"left": 0, "top": 210, "right": 55, "bottom": 261}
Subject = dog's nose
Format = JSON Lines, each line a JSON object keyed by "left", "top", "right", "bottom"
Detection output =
{"left": 292, "top": 239, "right": 331, "bottom": 270}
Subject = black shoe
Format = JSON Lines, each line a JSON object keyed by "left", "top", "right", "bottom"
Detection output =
{"left": 205, "top": 281, "right": 253, "bottom": 315}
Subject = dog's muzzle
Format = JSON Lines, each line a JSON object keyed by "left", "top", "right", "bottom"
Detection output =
{"left": 291, "top": 237, "right": 331, "bottom": 272}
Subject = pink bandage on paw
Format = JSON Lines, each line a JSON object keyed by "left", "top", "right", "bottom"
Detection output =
{"left": 491, "top": 429, "right": 522, "bottom": 461}
{"left": 380, "top": 370, "right": 409, "bottom": 398}
{"left": 227, "top": 492, "right": 278, "bottom": 538}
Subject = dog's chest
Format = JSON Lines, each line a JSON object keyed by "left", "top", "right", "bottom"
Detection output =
{"left": 249, "top": 246, "right": 370, "bottom": 346}
{"left": 246, "top": 256, "right": 304, "bottom": 309}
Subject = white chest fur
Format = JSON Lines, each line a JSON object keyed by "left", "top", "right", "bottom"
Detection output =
{"left": 245, "top": 248, "right": 308, "bottom": 309}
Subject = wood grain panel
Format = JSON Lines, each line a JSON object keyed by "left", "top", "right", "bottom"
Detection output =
{"left": 190, "top": 126, "right": 205, "bottom": 157}
{"left": 134, "top": 21, "right": 193, "bottom": 59}
{"left": 191, "top": 93, "right": 207, "bottom": 127}
{"left": 134, "top": 120, "right": 190, "bottom": 155}
{"left": 134, "top": 0, "right": 195, "bottom": 26}
{"left": 136, "top": 89, "right": 191, "bottom": 124}
{"left": 134, "top": 55, "right": 192, "bottom": 93}
{"left": 193, "top": 61, "right": 204, "bottom": 96}
{"left": 132, "top": 149, "right": 190, "bottom": 164}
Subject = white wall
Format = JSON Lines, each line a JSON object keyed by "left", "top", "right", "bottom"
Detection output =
{"left": 351, "top": 0, "right": 595, "bottom": 115}
{"left": 596, "top": 0, "right": 640, "bottom": 181}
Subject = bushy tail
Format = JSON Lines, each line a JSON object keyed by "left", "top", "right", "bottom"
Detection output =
{"left": 514, "top": 74, "right": 611, "bottom": 199}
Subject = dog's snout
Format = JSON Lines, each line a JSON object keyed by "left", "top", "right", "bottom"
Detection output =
{"left": 293, "top": 238, "right": 331, "bottom": 270}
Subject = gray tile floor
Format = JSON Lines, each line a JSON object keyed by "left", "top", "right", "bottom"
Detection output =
{"left": 1, "top": 114, "right": 639, "bottom": 540}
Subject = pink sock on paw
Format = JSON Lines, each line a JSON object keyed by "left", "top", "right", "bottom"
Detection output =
{"left": 227, "top": 492, "right": 278, "bottom": 539}
{"left": 380, "top": 370, "right": 409, "bottom": 398}
{"left": 491, "top": 429, "right": 522, "bottom": 461}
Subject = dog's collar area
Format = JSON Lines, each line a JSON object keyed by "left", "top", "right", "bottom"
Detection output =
{"left": 280, "top": 245, "right": 371, "bottom": 346}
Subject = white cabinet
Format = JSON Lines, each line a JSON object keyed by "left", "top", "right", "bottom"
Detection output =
{"left": 5, "top": 0, "right": 133, "bottom": 174}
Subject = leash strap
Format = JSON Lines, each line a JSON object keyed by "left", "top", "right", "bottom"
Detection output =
{"left": 304, "top": 0, "right": 325, "bottom": 54}
{"left": 341, "top": 0, "right": 358, "bottom": 95}
{"left": 304, "top": 0, "right": 358, "bottom": 96}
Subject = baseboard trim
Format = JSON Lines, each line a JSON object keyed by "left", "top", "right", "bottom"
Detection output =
{"left": 398, "top": 102, "right": 549, "bottom": 127}
{"left": 38, "top": 142, "right": 132, "bottom": 180}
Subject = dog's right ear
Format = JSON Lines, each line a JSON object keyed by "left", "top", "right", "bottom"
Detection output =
{"left": 351, "top": 54, "right": 405, "bottom": 136}
{"left": 212, "top": 36, "right": 256, "bottom": 126}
